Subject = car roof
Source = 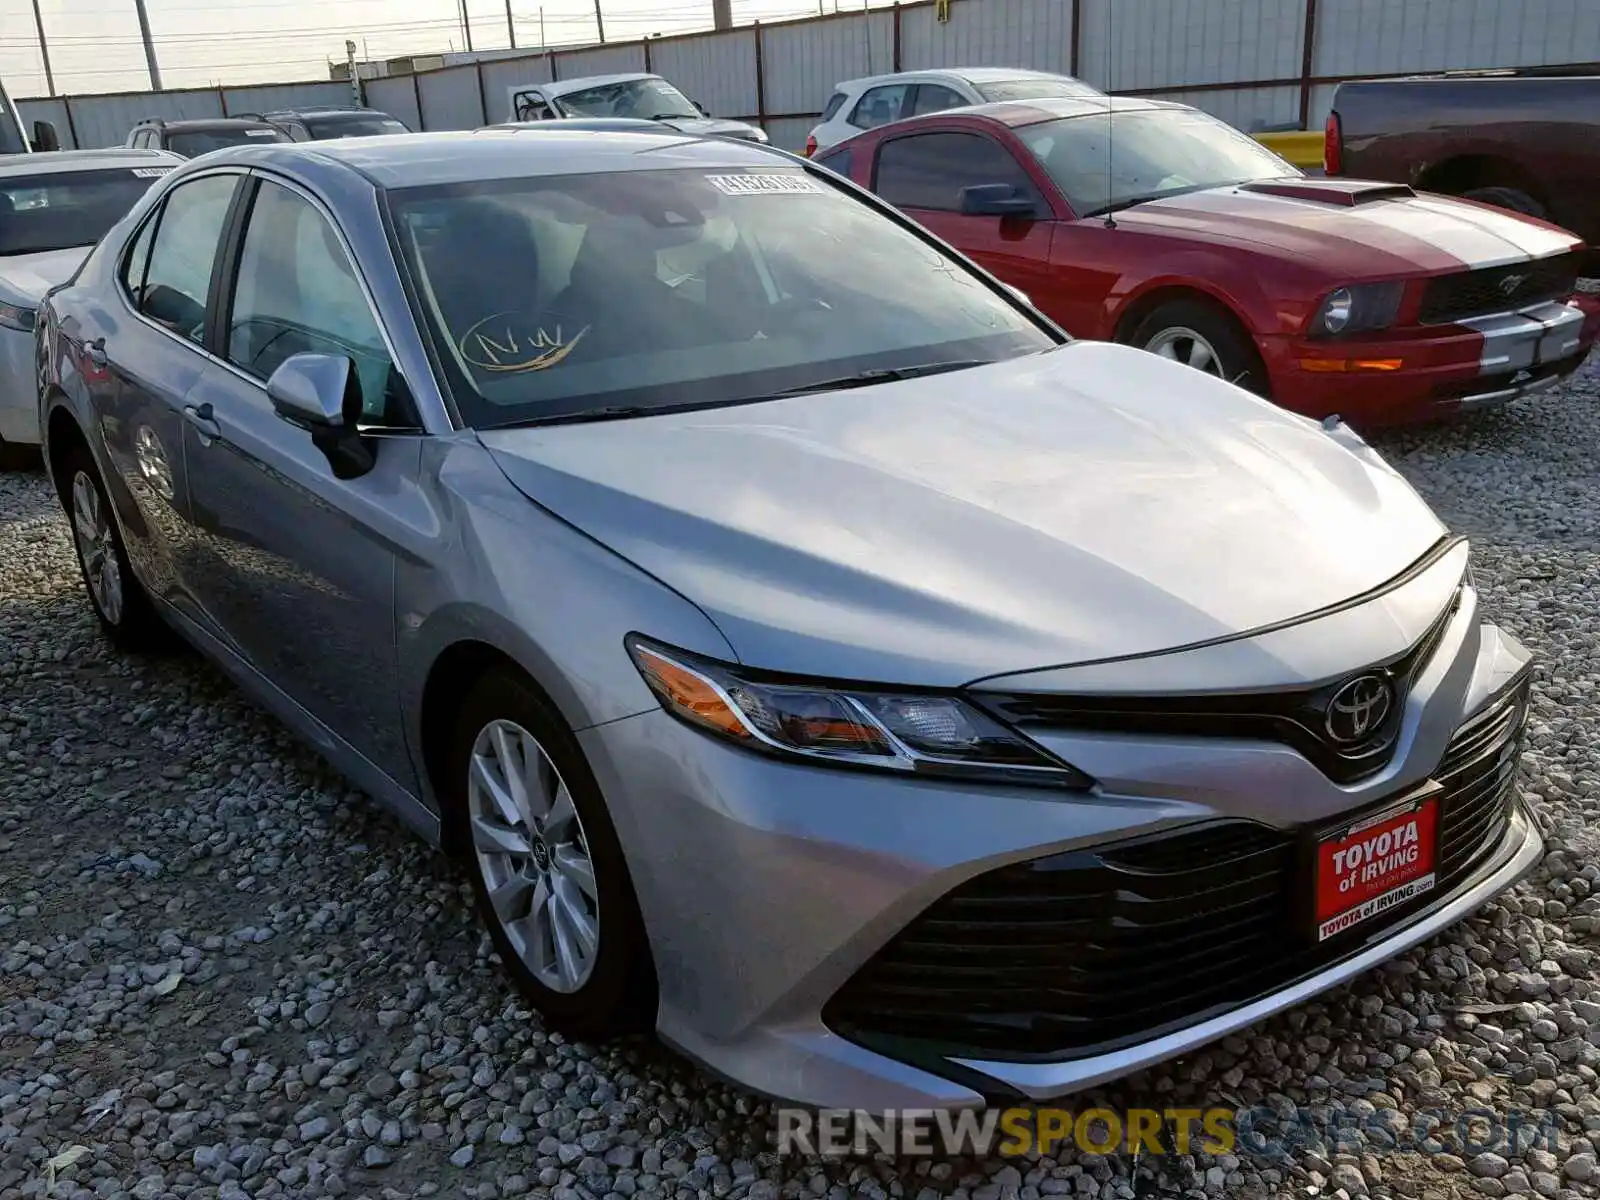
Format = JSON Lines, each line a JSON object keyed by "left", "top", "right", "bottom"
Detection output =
{"left": 845, "top": 94, "right": 1176, "bottom": 133}
{"left": 145, "top": 117, "right": 282, "bottom": 131}
{"left": 0, "top": 147, "right": 182, "bottom": 176}
{"left": 540, "top": 72, "right": 660, "bottom": 98}
{"left": 834, "top": 67, "right": 1093, "bottom": 91}
{"left": 197, "top": 127, "right": 790, "bottom": 189}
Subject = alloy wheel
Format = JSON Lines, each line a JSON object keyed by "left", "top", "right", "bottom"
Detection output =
{"left": 1145, "top": 326, "right": 1225, "bottom": 376}
{"left": 71, "top": 470, "right": 123, "bottom": 626}
{"left": 466, "top": 718, "right": 601, "bottom": 993}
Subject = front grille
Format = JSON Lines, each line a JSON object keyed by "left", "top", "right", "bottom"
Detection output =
{"left": 976, "top": 592, "right": 1458, "bottom": 786}
{"left": 824, "top": 678, "right": 1529, "bottom": 1063}
{"left": 1418, "top": 253, "right": 1581, "bottom": 325}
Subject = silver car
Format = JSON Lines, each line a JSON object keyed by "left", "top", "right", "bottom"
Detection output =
{"left": 36, "top": 127, "right": 1541, "bottom": 1110}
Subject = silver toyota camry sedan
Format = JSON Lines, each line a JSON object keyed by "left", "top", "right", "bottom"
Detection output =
{"left": 36, "top": 129, "right": 1541, "bottom": 1110}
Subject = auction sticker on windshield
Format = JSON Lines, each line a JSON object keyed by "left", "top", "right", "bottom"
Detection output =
{"left": 1314, "top": 790, "right": 1439, "bottom": 942}
{"left": 706, "top": 174, "right": 825, "bottom": 197}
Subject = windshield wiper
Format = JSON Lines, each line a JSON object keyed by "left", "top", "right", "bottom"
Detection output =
{"left": 767, "top": 359, "right": 992, "bottom": 398}
{"left": 1079, "top": 194, "right": 1162, "bottom": 220}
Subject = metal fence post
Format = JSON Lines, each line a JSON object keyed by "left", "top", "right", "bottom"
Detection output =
{"left": 753, "top": 21, "right": 766, "bottom": 129}
{"left": 1298, "top": 0, "right": 1320, "bottom": 128}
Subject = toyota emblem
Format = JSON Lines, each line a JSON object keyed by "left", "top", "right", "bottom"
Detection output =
{"left": 1325, "top": 673, "right": 1393, "bottom": 745}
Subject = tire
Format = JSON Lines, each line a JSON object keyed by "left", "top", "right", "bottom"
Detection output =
{"left": 58, "top": 441, "right": 172, "bottom": 651}
{"left": 444, "top": 667, "right": 657, "bottom": 1038}
{"left": 1127, "top": 299, "right": 1269, "bottom": 396}
{"left": 1460, "top": 187, "right": 1547, "bottom": 221}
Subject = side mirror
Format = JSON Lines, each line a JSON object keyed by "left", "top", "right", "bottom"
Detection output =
{"left": 959, "top": 183, "right": 1038, "bottom": 218}
{"left": 694, "top": 101, "right": 709, "bottom": 116}
{"left": 30, "top": 120, "right": 60, "bottom": 152}
{"left": 265, "top": 352, "right": 375, "bottom": 478}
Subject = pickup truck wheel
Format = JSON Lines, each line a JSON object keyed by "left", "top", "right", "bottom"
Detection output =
{"left": 1460, "top": 187, "right": 1547, "bottom": 221}
{"left": 1129, "top": 300, "right": 1268, "bottom": 396}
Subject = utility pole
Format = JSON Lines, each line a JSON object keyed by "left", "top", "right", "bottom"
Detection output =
{"left": 593, "top": 0, "right": 605, "bottom": 43}
{"left": 504, "top": 0, "right": 516, "bottom": 48}
{"left": 459, "top": 0, "right": 474, "bottom": 52}
{"left": 30, "top": 0, "right": 54, "bottom": 97}
{"left": 712, "top": 0, "right": 732, "bottom": 30}
{"left": 133, "top": 0, "right": 162, "bottom": 90}
{"left": 345, "top": 40, "right": 361, "bottom": 108}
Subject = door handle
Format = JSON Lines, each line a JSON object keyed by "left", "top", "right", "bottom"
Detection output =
{"left": 183, "top": 402, "right": 221, "bottom": 442}
{"left": 84, "top": 338, "right": 107, "bottom": 367}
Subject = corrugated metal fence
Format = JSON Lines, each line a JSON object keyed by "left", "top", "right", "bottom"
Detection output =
{"left": 18, "top": 0, "right": 1600, "bottom": 153}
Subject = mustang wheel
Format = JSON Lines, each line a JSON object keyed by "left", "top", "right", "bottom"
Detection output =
{"left": 1129, "top": 299, "right": 1269, "bottom": 396}
{"left": 447, "top": 668, "right": 656, "bottom": 1035}
{"left": 60, "top": 442, "right": 169, "bottom": 650}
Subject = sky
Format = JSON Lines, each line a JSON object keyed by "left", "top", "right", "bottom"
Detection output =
{"left": 0, "top": 0, "right": 889, "bottom": 97}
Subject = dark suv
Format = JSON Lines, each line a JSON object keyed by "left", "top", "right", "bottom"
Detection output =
{"left": 260, "top": 107, "right": 410, "bottom": 141}
{"left": 126, "top": 117, "right": 291, "bottom": 158}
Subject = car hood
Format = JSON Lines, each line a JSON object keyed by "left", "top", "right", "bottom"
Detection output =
{"left": 1108, "top": 178, "right": 1579, "bottom": 276}
{"left": 480, "top": 342, "right": 1447, "bottom": 687}
{"left": 0, "top": 245, "right": 91, "bottom": 306}
{"left": 656, "top": 115, "right": 765, "bottom": 141}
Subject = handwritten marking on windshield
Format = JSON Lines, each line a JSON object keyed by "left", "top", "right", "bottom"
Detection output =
{"left": 460, "top": 314, "right": 591, "bottom": 373}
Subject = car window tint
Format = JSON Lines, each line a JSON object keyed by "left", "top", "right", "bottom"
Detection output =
{"left": 139, "top": 173, "right": 238, "bottom": 342}
{"left": 911, "top": 85, "right": 966, "bottom": 117}
{"left": 226, "top": 180, "right": 399, "bottom": 423}
{"left": 816, "top": 146, "right": 852, "bottom": 177}
{"left": 820, "top": 91, "right": 848, "bottom": 122}
{"left": 849, "top": 84, "right": 910, "bottom": 130}
{"left": 875, "top": 132, "right": 1036, "bottom": 212}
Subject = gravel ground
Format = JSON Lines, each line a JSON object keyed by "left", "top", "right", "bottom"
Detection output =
{"left": 2, "top": 356, "right": 1599, "bottom": 1200}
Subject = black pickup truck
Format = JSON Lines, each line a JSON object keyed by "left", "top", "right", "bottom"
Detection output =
{"left": 1326, "top": 68, "right": 1600, "bottom": 258}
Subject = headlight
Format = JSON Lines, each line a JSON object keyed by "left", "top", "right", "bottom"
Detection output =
{"left": 0, "top": 302, "right": 36, "bottom": 333}
{"left": 628, "top": 638, "right": 1094, "bottom": 789}
{"left": 1312, "top": 282, "right": 1403, "bottom": 337}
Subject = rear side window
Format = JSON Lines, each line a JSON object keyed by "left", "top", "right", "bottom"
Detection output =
{"left": 875, "top": 132, "right": 1037, "bottom": 212}
{"left": 820, "top": 91, "right": 848, "bottom": 122}
{"left": 136, "top": 173, "right": 238, "bottom": 342}
{"left": 816, "top": 147, "right": 852, "bottom": 177}
{"left": 849, "top": 84, "right": 910, "bottom": 131}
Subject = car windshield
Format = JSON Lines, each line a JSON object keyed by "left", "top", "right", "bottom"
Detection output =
{"left": 0, "top": 85, "right": 24, "bottom": 155}
{"left": 1019, "top": 107, "right": 1299, "bottom": 218}
{"left": 167, "top": 127, "right": 290, "bottom": 157}
{"left": 0, "top": 167, "right": 168, "bottom": 256}
{"left": 388, "top": 166, "right": 1055, "bottom": 429}
{"left": 554, "top": 78, "right": 700, "bottom": 121}
{"left": 306, "top": 114, "right": 410, "bottom": 139}
{"left": 975, "top": 78, "right": 1102, "bottom": 102}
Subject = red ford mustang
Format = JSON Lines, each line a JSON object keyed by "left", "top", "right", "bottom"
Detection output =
{"left": 820, "top": 96, "right": 1600, "bottom": 427}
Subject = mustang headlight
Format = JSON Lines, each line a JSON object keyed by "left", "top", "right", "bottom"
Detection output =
{"left": 1312, "top": 282, "right": 1403, "bottom": 337}
{"left": 0, "top": 302, "right": 36, "bottom": 333}
{"left": 628, "top": 638, "right": 1093, "bottom": 789}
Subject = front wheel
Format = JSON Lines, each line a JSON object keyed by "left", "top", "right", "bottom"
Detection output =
{"left": 1127, "top": 299, "right": 1269, "bottom": 396}
{"left": 445, "top": 668, "right": 657, "bottom": 1037}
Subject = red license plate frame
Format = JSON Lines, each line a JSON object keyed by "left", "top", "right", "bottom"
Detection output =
{"left": 1313, "top": 790, "right": 1440, "bottom": 943}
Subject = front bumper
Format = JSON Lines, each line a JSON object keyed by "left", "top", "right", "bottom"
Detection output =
{"left": 1260, "top": 295, "right": 1599, "bottom": 427}
{"left": 580, "top": 571, "right": 1538, "bottom": 1110}
{"left": 0, "top": 324, "right": 40, "bottom": 446}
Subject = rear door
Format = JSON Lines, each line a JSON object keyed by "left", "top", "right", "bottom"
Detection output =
{"left": 181, "top": 172, "right": 423, "bottom": 770}
{"left": 870, "top": 128, "right": 1059, "bottom": 305}
{"left": 94, "top": 170, "right": 243, "bottom": 627}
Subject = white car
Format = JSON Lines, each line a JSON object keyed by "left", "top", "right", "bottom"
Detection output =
{"left": 805, "top": 67, "right": 1101, "bottom": 156}
{"left": 505, "top": 72, "right": 768, "bottom": 144}
{"left": 0, "top": 148, "right": 180, "bottom": 465}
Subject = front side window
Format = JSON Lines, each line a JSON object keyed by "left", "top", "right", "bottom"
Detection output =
{"left": 137, "top": 173, "right": 239, "bottom": 341}
{"left": 874, "top": 132, "right": 1038, "bottom": 213}
{"left": 388, "top": 166, "right": 1054, "bottom": 429}
{"left": 226, "top": 180, "right": 399, "bottom": 422}
{"left": 553, "top": 78, "right": 698, "bottom": 121}
{"left": 166, "top": 127, "right": 291, "bottom": 158}
{"left": 1020, "top": 108, "right": 1299, "bottom": 218}
{"left": 912, "top": 85, "right": 967, "bottom": 117}
{"left": 849, "top": 84, "right": 910, "bottom": 130}
{"left": 0, "top": 167, "right": 173, "bottom": 257}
